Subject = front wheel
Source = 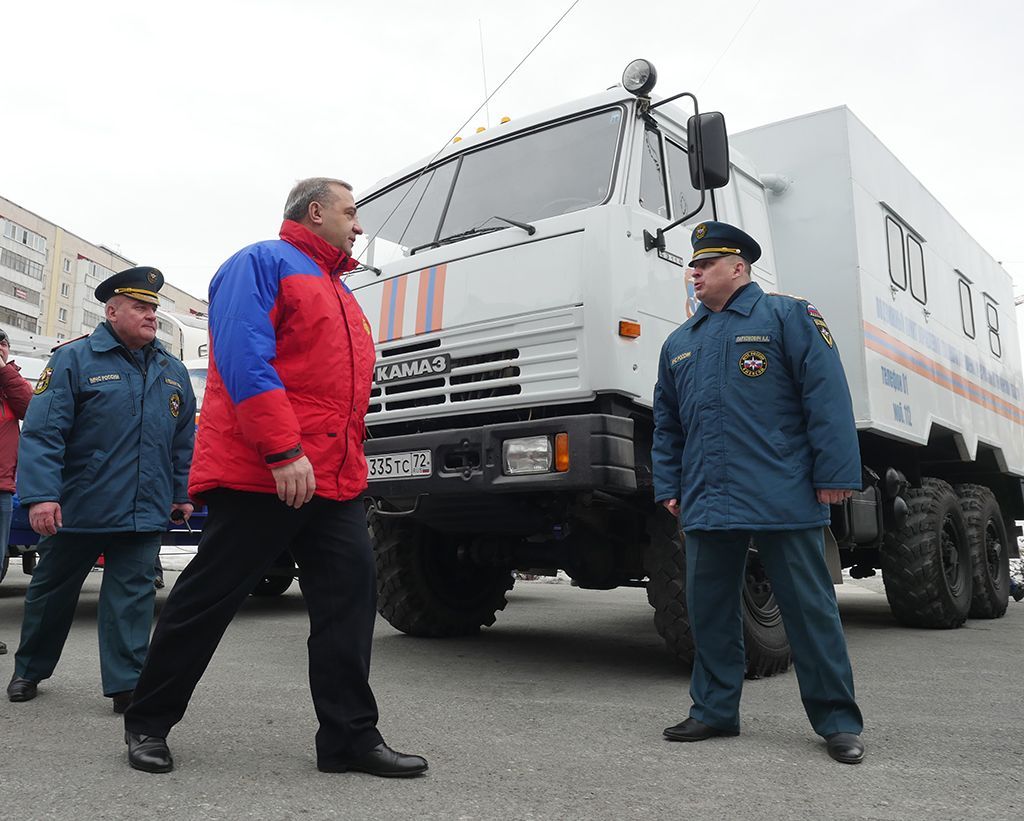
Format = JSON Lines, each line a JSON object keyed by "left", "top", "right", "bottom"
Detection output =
{"left": 644, "top": 511, "right": 791, "bottom": 677}
{"left": 371, "top": 515, "right": 514, "bottom": 637}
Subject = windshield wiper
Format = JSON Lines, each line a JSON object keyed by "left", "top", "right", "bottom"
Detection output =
{"left": 409, "top": 217, "right": 537, "bottom": 255}
{"left": 411, "top": 225, "right": 505, "bottom": 255}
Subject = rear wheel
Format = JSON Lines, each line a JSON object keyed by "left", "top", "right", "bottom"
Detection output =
{"left": 881, "top": 477, "right": 972, "bottom": 628}
{"left": 954, "top": 483, "right": 1010, "bottom": 619}
{"left": 371, "top": 515, "right": 514, "bottom": 637}
{"left": 644, "top": 511, "right": 791, "bottom": 677}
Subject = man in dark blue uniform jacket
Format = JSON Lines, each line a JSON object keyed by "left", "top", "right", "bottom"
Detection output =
{"left": 6, "top": 267, "right": 196, "bottom": 713}
{"left": 652, "top": 221, "right": 866, "bottom": 764}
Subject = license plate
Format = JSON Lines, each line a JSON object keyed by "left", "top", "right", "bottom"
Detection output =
{"left": 368, "top": 450, "right": 432, "bottom": 481}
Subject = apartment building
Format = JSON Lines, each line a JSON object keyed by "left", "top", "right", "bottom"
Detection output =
{"left": 0, "top": 194, "right": 207, "bottom": 355}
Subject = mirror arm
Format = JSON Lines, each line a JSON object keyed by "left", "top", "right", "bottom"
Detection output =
{"left": 643, "top": 92, "right": 707, "bottom": 253}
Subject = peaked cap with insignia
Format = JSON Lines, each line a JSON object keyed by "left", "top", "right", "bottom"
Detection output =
{"left": 94, "top": 266, "right": 164, "bottom": 305}
{"left": 688, "top": 220, "right": 762, "bottom": 267}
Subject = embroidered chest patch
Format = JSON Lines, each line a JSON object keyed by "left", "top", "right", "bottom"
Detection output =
{"left": 169, "top": 392, "right": 181, "bottom": 418}
{"left": 670, "top": 351, "right": 692, "bottom": 366}
{"left": 164, "top": 377, "right": 183, "bottom": 389}
{"left": 735, "top": 335, "right": 770, "bottom": 343}
{"left": 739, "top": 350, "right": 768, "bottom": 378}
{"left": 89, "top": 373, "right": 121, "bottom": 385}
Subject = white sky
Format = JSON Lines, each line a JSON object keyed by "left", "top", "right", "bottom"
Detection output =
{"left": 3, "top": 0, "right": 1023, "bottom": 304}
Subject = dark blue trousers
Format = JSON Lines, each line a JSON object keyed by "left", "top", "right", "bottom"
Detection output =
{"left": 14, "top": 531, "right": 161, "bottom": 695}
{"left": 685, "top": 527, "right": 863, "bottom": 737}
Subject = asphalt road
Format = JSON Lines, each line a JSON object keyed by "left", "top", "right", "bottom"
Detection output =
{"left": 1, "top": 555, "right": 1021, "bottom": 821}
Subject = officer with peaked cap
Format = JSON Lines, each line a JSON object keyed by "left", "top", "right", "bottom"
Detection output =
{"left": 7, "top": 267, "right": 196, "bottom": 713}
{"left": 652, "top": 221, "right": 867, "bottom": 764}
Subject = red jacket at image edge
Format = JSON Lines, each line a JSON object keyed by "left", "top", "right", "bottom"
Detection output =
{"left": 188, "top": 221, "right": 376, "bottom": 502}
{"left": 0, "top": 361, "right": 34, "bottom": 493}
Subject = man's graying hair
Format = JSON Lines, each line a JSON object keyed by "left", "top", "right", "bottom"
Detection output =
{"left": 283, "top": 177, "right": 353, "bottom": 222}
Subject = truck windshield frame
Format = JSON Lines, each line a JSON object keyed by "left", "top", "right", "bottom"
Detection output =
{"left": 355, "top": 105, "right": 627, "bottom": 264}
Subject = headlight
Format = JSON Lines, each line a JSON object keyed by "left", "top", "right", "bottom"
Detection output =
{"left": 622, "top": 59, "right": 657, "bottom": 96}
{"left": 502, "top": 436, "right": 552, "bottom": 475}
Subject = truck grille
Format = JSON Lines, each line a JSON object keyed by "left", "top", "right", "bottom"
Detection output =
{"left": 367, "top": 309, "right": 581, "bottom": 421}
{"left": 369, "top": 349, "right": 522, "bottom": 413}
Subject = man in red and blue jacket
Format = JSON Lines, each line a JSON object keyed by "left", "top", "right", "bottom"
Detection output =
{"left": 124, "top": 178, "right": 427, "bottom": 778}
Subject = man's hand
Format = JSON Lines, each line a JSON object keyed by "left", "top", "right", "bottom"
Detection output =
{"left": 271, "top": 455, "right": 316, "bottom": 509}
{"left": 29, "top": 502, "right": 62, "bottom": 536}
{"left": 169, "top": 502, "right": 194, "bottom": 522}
{"left": 817, "top": 488, "right": 855, "bottom": 505}
{"left": 661, "top": 498, "right": 680, "bottom": 517}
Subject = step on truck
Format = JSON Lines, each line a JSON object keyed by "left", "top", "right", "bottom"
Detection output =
{"left": 349, "top": 60, "right": 1023, "bottom": 676}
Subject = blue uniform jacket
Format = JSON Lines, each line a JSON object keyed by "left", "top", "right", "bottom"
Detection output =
{"left": 16, "top": 322, "right": 196, "bottom": 533}
{"left": 652, "top": 282, "right": 861, "bottom": 531}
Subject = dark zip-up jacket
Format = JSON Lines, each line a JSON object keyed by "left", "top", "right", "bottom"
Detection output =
{"left": 16, "top": 322, "right": 196, "bottom": 532}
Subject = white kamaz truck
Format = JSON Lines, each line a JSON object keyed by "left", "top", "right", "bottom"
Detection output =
{"left": 349, "top": 60, "right": 1023, "bottom": 676}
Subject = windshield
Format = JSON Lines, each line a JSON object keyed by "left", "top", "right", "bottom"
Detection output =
{"left": 354, "top": 107, "right": 624, "bottom": 266}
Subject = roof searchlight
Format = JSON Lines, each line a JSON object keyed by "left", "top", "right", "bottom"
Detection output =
{"left": 622, "top": 60, "right": 732, "bottom": 254}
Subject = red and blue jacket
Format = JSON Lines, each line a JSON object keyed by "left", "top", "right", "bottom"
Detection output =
{"left": 189, "top": 220, "right": 376, "bottom": 502}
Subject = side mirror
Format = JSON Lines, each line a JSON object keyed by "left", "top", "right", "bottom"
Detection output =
{"left": 687, "top": 112, "right": 730, "bottom": 190}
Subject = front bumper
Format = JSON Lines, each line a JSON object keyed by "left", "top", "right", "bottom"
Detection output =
{"left": 364, "top": 413, "right": 636, "bottom": 498}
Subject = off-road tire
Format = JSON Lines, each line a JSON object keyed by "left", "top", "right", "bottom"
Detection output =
{"left": 741, "top": 545, "right": 792, "bottom": 679}
{"left": 954, "top": 483, "right": 1010, "bottom": 619}
{"left": 644, "top": 511, "right": 695, "bottom": 665}
{"left": 644, "top": 511, "right": 791, "bottom": 677}
{"left": 251, "top": 551, "right": 296, "bottom": 597}
{"left": 371, "top": 515, "right": 513, "bottom": 637}
{"left": 881, "top": 477, "right": 972, "bottom": 628}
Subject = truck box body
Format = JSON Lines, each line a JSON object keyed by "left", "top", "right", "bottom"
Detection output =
{"left": 732, "top": 107, "right": 1024, "bottom": 475}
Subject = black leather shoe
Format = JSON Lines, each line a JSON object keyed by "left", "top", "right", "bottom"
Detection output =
{"left": 154, "top": 575, "right": 165, "bottom": 590}
{"left": 125, "top": 731, "right": 173, "bottom": 773}
{"left": 319, "top": 743, "right": 428, "bottom": 777}
{"left": 111, "top": 691, "right": 133, "bottom": 714}
{"left": 663, "top": 717, "right": 739, "bottom": 742}
{"left": 826, "top": 732, "right": 865, "bottom": 764}
{"left": 7, "top": 676, "right": 38, "bottom": 702}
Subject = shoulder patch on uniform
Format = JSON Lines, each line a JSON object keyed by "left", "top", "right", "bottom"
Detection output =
{"left": 806, "top": 304, "right": 823, "bottom": 319}
{"left": 735, "top": 335, "right": 770, "bottom": 343}
{"left": 169, "top": 392, "right": 181, "bottom": 418}
{"left": 670, "top": 351, "right": 692, "bottom": 366}
{"left": 738, "top": 350, "right": 768, "bottom": 378}
{"left": 49, "top": 334, "right": 89, "bottom": 353}
{"left": 34, "top": 367, "right": 53, "bottom": 395}
{"left": 813, "top": 318, "right": 834, "bottom": 348}
{"left": 88, "top": 373, "right": 121, "bottom": 385}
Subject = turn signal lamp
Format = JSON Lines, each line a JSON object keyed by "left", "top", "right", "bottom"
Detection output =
{"left": 500, "top": 116, "right": 511, "bottom": 124}
{"left": 622, "top": 59, "right": 657, "bottom": 96}
{"left": 618, "top": 320, "right": 641, "bottom": 338}
{"left": 554, "top": 433, "right": 570, "bottom": 472}
{"left": 476, "top": 126, "right": 486, "bottom": 133}
{"left": 453, "top": 136, "right": 463, "bottom": 143}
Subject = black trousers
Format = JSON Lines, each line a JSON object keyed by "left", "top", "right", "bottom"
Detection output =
{"left": 124, "top": 490, "right": 383, "bottom": 764}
